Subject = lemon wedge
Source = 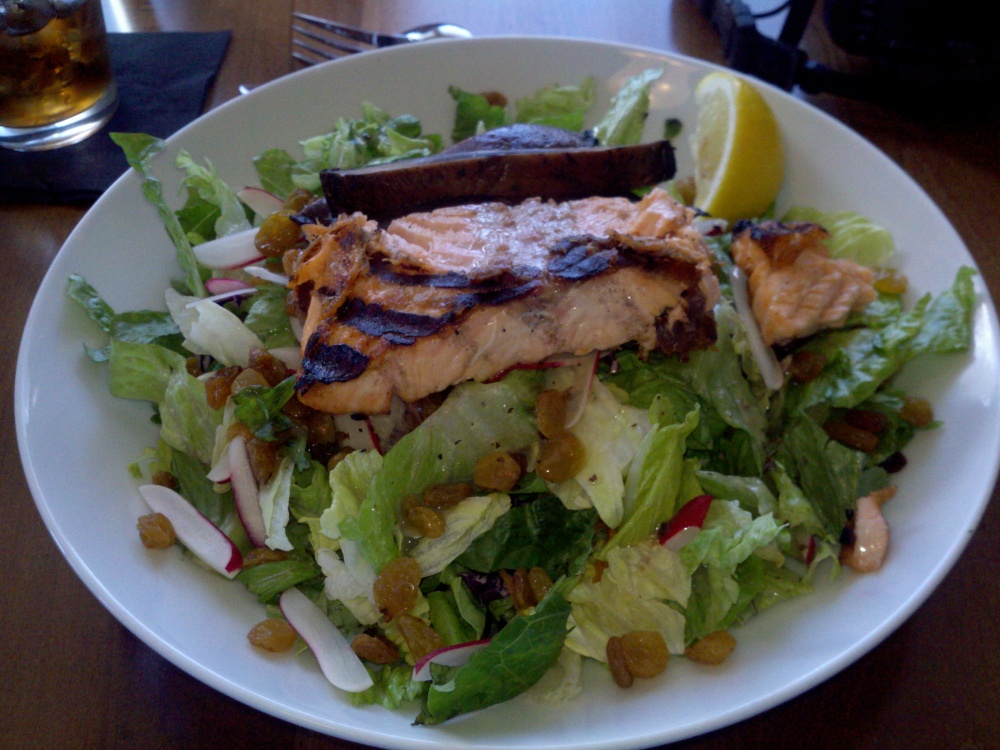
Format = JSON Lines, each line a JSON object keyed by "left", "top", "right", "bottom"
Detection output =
{"left": 690, "top": 71, "right": 784, "bottom": 223}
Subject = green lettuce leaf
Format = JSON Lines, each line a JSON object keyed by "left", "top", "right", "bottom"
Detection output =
{"left": 342, "top": 374, "right": 541, "bottom": 572}
{"left": 781, "top": 206, "right": 895, "bottom": 267}
{"left": 592, "top": 68, "right": 663, "bottom": 146}
{"left": 417, "top": 578, "right": 572, "bottom": 725}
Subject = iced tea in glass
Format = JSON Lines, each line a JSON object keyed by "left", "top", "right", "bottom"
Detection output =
{"left": 0, "top": 0, "right": 118, "bottom": 150}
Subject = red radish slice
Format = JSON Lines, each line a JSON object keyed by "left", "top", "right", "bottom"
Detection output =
{"left": 206, "top": 447, "right": 231, "bottom": 484}
{"left": 412, "top": 639, "right": 491, "bottom": 682}
{"left": 192, "top": 228, "right": 264, "bottom": 270}
{"left": 138, "top": 484, "right": 242, "bottom": 577}
{"left": 333, "top": 414, "right": 378, "bottom": 452}
{"left": 660, "top": 525, "right": 702, "bottom": 552}
{"left": 278, "top": 587, "right": 373, "bottom": 692}
{"left": 237, "top": 186, "right": 284, "bottom": 219}
{"left": 367, "top": 396, "right": 407, "bottom": 455}
{"left": 204, "top": 277, "right": 253, "bottom": 296}
{"left": 268, "top": 346, "right": 302, "bottom": 371}
{"left": 228, "top": 438, "right": 266, "bottom": 547}
{"left": 485, "top": 360, "right": 564, "bottom": 383}
{"left": 658, "top": 494, "right": 713, "bottom": 546}
{"left": 243, "top": 265, "right": 290, "bottom": 286}
{"left": 563, "top": 351, "right": 599, "bottom": 429}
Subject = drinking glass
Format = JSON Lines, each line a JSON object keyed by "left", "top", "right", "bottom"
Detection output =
{"left": 0, "top": 0, "right": 118, "bottom": 151}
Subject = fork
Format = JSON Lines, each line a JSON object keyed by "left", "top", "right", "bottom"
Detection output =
{"left": 291, "top": 13, "right": 473, "bottom": 64}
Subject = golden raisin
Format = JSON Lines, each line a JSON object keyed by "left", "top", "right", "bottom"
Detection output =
{"left": 473, "top": 451, "right": 522, "bottom": 492}
{"left": 307, "top": 411, "right": 339, "bottom": 445}
{"left": 137, "top": 513, "right": 175, "bottom": 549}
{"left": 823, "top": 421, "right": 879, "bottom": 453}
{"left": 185, "top": 356, "right": 203, "bottom": 377}
{"left": 247, "top": 617, "right": 298, "bottom": 652}
{"left": 844, "top": 408, "right": 889, "bottom": 434}
{"left": 205, "top": 366, "right": 241, "bottom": 409}
{"left": 535, "top": 389, "right": 570, "bottom": 438}
{"left": 326, "top": 448, "right": 354, "bottom": 470}
{"left": 254, "top": 211, "right": 302, "bottom": 259}
{"left": 241, "top": 547, "right": 287, "bottom": 569}
{"left": 620, "top": 630, "right": 670, "bottom": 678}
{"left": 499, "top": 569, "right": 534, "bottom": 612}
{"left": 606, "top": 636, "right": 634, "bottom": 688}
{"left": 372, "top": 556, "right": 422, "bottom": 621}
{"left": 151, "top": 471, "right": 176, "bottom": 489}
{"left": 787, "top": 350, "right": 827, "bottom": 383}
{"left": 423, "top": 481, "right": 473, "bottom": 509}
{"left": 536, "top": 432, "right": 585, "bottom": 482}
{"left": 685, "top": 630, "right": 737, "bottom": 665}
{"left": 405, "top": 504, "right": 447, "bottom": 538}
{"left": 248, "top": 347, "right": 289, "bottom": 386}
{"left": 246, "top": 437, "right": 278, "bottom": 484}
{"left": 395, "top": 614, "right": 446, "bottom": 661}
{"left": 526, "top": 566, "right": 553, "bottom": 603}
{"left": 873, "top": 270, "right": 908, "bottom": 295}
{"left": 230, "top": 367, "right": 270, "bottom": 396}
{"left": 351, "top": 632, "right": 400, "bottom": 664}
{"left": 900, "top": 396, "right": 934, "bottom": 427}
{"left": 283, "top": 188, "right": 314, "bottom": 213}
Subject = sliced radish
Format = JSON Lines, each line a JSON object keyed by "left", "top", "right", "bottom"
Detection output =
{"left": 485, "top": 360, "right": 565, "bottom": 383}
{"left": 228, "top": 437, "right": 266, "bottom": 547}
{"left": 138, "top": 484, "right": 242, "bottom": 577}
{"left": 412, "top": 639, "right": 491, "bottom": 682}
{"left": 204, "top": 277, "right": 254, "bottom": 296}
{"left": 659, "top": 494, "right": 713, "bottom": 546}
{"left": 237, "top": 186, "right": 284, "bottom": 219}
{"left": 192, "top": 227, "right": 264, "bottom": 270}
{"left": 192, "top": 284, "right": 259, "bottom": 309}
{"left": 243, "top": 264, "right": 290, "bottom": 286}
{"left": 278, "top": 587, "right": 373, "bottom": 692}
{"left": 268, "top": 346, "right": 302, "bottom": 371}
{"left": 729, "top": 266, "right": 784, "bottom": 391}
{"left": 206, "top": 443, "right": 232, "bottom": 483}
{"left": 333, "top": 413, "right": 378, "bottom": 452}
{"left": 660, "top": 525, "right": 702, "bottom": 552}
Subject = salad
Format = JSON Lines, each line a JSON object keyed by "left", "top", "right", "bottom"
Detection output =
{"left": 67, "top": 68, "right": 976, "bottom": 726}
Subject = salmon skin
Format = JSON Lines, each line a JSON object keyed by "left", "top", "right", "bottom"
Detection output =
{"left": 289, "top": 188, "right": 720, "bottom": 415}
{"left": 320, "top": 139, "right": 676, "bottom": 223}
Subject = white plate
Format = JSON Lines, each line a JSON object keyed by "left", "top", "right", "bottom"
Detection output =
{"left": 15, "top": 37, "right": 1000, "bottom": 749}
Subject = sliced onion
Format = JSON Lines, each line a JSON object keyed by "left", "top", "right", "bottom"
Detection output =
{"left": 729, "top": 266, "right": 784, "bottom": 391}
{"left": 192, "top": 227, "right": 264, "bottom": 270}
{"left": 268, "top": 346, "right": 302, "bottom": 371}
{"left": 243, "top": 264, "right": 290, "bottom": 286}
{"left": 563, "top": 351, "right": 599, "bottom": 429}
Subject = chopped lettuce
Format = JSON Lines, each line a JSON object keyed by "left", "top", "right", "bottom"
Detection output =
{"left": 781, "top": 206, "right": 895, "bottom": 267}
{"left": 410, "top": 494, "right": 512, "bottom": 576}
{"left": 341, "top": 374, "right": 541, "bottom": 572}
{"left": 592, "top": 68, "right": 663, "bottom": 146}
{"left": 566, "top": 542, "right": 690, "bottom": 658}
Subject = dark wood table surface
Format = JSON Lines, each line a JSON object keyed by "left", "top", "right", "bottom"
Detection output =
{"left": 3, "top": 2, "right": 998, "bottom": 748}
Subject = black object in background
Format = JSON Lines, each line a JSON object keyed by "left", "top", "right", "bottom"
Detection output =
{"left": 0, "top": 31, "right": 230, "bottom": 204}
{"left": 695, "top": 0, "right": 1000, "bottom": 102}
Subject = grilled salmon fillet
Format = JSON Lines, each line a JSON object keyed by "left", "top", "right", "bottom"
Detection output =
{"left": 731, "top": 221, "right": 877, "bottom": 346}
{"left": 288, "top": 188, "right": 720, "bottom": 415}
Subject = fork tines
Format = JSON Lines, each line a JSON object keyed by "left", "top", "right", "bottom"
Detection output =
{"left": 291, "top": 12, "right": 404, "bottom": 64}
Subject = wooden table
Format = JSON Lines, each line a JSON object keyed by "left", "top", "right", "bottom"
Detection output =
{"left": 3, "top": 2, "right": 998, "bottom": 748}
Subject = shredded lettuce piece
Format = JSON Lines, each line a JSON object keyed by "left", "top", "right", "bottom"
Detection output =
{"left": 592, "top": 68, "right": 663, "bottom": 146}
{"left": 566, "top": 542, "right": 690, "bottom": 658}
{"left": 781, "top": 206, "right": 895, "bottom": 267}
{"left": 109, "top": 132, "right": 205, "bottom": 297}
{"left": 409, "top": 494, "right": 512, "bottom": 577}
{"left": 165, "top": 288, "right": 264, "bottom": 367}
{"left": 174, "top": 150, "right": 252, "bottom": 242}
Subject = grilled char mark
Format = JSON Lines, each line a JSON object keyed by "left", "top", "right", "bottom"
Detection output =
{"left": 320, "top": 140, "right": 676, "bottom": 223}
{"left": 299, "top": 337, "right": 370, "bottom": 388}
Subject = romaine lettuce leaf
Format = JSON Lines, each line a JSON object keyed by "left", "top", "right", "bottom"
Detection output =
{"left": 592, "top": 68, "right": 663, "bottom": 146}
{"left": 410, "top": 494, "right": 512, "bottom": 576}
{"left": 342, "top": 374, "right": 541, "bottom": 572}
{"left": 417, "top": 578, "right": 573, "bottom": 725}
{"left": 781, "top": 206, "right": 895, "bottom": 267}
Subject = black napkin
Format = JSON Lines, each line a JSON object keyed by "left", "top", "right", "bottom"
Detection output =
{"left": 0, "top": 31, "right": 230, "bottom": 204}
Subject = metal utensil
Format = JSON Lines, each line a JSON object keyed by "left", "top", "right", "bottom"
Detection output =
{"left": 291, "top": 13, "right": 472, "bottom": 64}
